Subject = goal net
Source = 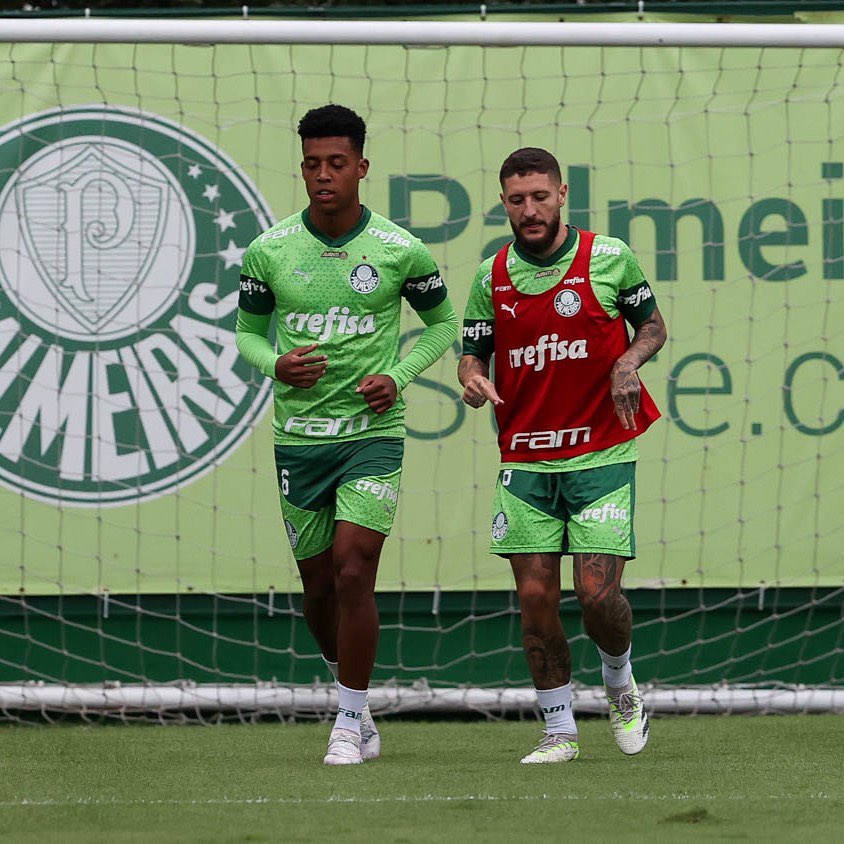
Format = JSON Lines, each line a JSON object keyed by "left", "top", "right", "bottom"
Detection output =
{"left": 0, "top": 17, "right": 841, "bottom": 720}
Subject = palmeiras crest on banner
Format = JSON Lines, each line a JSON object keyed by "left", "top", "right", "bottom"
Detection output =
{"left": 0, "top": 106, "right": 274, "bottom": 506}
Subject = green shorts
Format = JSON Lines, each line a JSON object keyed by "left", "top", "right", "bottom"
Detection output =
{"left": 489, "top": 462, "right": 637, "bottom": 559}
{"left": 274, "top": 437, "right": 404, "bottom": 561}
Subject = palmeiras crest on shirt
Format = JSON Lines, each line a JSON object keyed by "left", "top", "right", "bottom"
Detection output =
{"left": 0, "top": 106, "right": 274, "bottom": 506}
{"left": 554, "top": 289, "right": 582, "bottom": 317}
{"left": 349, "top": 263, "right": 380, "bottom": 294}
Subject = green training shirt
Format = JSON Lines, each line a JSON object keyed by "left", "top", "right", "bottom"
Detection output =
{"left": 237, "top": 206, "right": 456, "bottom": 446}
{"left": 462, "top": 226, "right": 658, "bottom": 473}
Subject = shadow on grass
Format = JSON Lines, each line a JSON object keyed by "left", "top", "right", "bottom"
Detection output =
{"left": 660, "top": 807, "right": 714, "bottom": 824}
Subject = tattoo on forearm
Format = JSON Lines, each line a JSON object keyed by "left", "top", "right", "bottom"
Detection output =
{"left": 619, "top": 312, "right": 666, "bottom": 371}
{"left": 629, "top": 321, "right": 665, "bottom": 364}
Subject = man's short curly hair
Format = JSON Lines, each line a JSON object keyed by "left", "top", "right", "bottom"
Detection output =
{"left": 298, "top": 104, "right": 367, "bottom": 155}
{"left": 499, "top": 147, "right": 561, "bottom": 185}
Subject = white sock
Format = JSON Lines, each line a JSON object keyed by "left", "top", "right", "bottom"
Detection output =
{"left": 598, "top": 644, "right": 633, "bottom": 689}
{"left": 534, "top": 684, "right": 577, "bottom": 736}
{"left": 322, "top": 655, "right": 339, "bottom": 684}
{"left": 334, "top": 682, "right": 367, "bottom": 735}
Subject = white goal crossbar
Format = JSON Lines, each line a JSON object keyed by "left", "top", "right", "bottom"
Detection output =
{"left": 0, "top": 19, "right": 843, "bottom": 48}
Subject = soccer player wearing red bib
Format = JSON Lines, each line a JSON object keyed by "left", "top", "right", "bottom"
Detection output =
{"left": 459, "top": 148, "right": 666, "bottom": 763}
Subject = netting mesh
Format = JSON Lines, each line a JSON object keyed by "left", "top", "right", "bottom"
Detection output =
{"left": 0, "top": 30, "right": 841, "bottom": 719}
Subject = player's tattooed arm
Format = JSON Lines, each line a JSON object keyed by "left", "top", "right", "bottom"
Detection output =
{"left": 610, "top": 305, "right": 667, "bottom": 430}
{"left": 458, "top": 354, "right": 503, "bottom": 409}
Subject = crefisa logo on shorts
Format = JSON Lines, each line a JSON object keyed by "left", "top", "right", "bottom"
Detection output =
{"left": 491, "top": 511, "right": 509, "bottom": 541}
{"left": 0, "top": 106, "right": 274, "bottom": 506}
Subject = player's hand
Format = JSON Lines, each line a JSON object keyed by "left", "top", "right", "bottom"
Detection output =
{"left": 610, "top": 360, "right": 640, "bottom": 430}
{"left": 356, "top": 374, "right": 398, "bottom": 414}
{"left": 461, "top": 375, "right": 503, "bottom": 409}
{"left": 274, "top": 344, "right": 328, "bottom": 388}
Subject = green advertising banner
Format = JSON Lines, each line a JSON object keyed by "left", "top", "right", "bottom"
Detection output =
{"left": 0, "top": 39, "right": 841, "bottom": 594}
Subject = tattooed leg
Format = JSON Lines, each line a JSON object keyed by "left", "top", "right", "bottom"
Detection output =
{"left": 510, "top": 553, "right": 571, "bottom": 689}
{"left": 572, "top": 553, "right": 632, "bottom": 656}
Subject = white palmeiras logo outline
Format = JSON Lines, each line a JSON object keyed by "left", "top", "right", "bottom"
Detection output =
{"left": 491, "top": 511, "right": 509, "bottom": 541}
{"left": 0, "top": 106, "right": 274, "bottom": 506}
{"left": 554, "top": 289, "right": 582, "bottom": 317}
{"left": 349, "top": 263, "right": 380, "bottom": 294}
{"left": 284, "top": 519, "right": 299, "bottom": 549}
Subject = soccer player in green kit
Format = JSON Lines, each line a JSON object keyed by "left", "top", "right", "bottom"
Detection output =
{"left": 236, "top": 105, "right": 457, "bottom": 765}
{"left": 459, "top": 148, "right": 666, "bottom": 763}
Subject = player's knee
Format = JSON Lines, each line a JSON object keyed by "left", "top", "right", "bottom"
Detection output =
{"left": 333, "top": 559, "right": 377, "bottom": 603}
{"left": 575, "top": 584, "right": 621, "bottom": 615}
{"left": 518, "top": 579, "right": 560, "bottom": 623}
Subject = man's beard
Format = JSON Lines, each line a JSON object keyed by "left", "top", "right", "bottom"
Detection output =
{"left": 511, "top": 214, "right": 561, "bottom": 256}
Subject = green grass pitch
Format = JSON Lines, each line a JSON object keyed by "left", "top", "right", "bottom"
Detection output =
{"left": 0, "top": 715, "right": 840, "bottom": 843}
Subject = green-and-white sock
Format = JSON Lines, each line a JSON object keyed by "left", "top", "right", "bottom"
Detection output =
{"left": 598, "top": 644, "right": 633, "bottom": 689}
{"left": 535, "top": 683, "right": 577, "bottom": 736}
